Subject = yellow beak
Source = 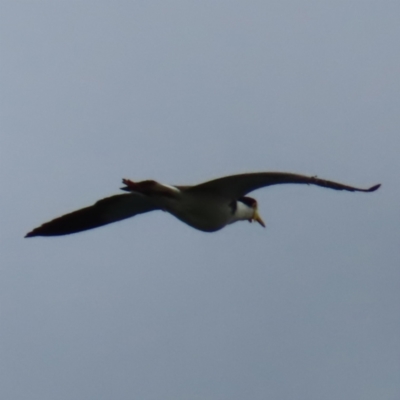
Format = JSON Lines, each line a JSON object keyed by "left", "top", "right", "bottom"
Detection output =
{"left": 253, "top": 208, "right": 266, "bottom": 228}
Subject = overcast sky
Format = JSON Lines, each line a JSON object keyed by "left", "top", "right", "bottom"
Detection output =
{"left": 1, "top": 2, "right": 399, "bottom": 400}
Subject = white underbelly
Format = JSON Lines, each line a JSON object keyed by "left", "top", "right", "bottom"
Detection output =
{"left": 165, "top": 195, "right": 233, "bottom": 232}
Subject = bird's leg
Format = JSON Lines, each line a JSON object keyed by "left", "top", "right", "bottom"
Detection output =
{"left": 122, "top": 179, "right": 158, "bottom": 193}
{"left": 122, "top": 178, "right": 137, "bottom": 191}
{"left": 121, "top": 179, "right": 179, "bottom": 198}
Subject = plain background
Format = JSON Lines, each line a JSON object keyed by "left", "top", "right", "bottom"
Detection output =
{"left": 1, "top": 2, "right": 399, "bottom": 400}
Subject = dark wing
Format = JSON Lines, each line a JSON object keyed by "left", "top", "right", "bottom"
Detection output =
{"left": 25, "top": 193, "right": 158, "bottom": 237}
{"left": 186, "top": 172, "right": 381, "bottom": 199}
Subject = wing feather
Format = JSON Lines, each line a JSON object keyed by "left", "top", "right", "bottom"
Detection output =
{"left": 25, "top": 193, "right": 158, "bottom": 237}
{"left": 187, "top": 172, "right": 380, "bottom": 199}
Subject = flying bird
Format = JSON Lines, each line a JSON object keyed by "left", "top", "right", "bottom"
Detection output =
{"left": 25, "top": 172, "right": 380, "bottom": 237}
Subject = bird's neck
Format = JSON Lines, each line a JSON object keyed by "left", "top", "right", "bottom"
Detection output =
{"left": 231, "top": 201, "right": 254, "bottom": 223}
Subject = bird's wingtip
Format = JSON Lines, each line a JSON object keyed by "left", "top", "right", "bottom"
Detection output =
{"left": 25, "top": 227, "right": 42, "bottom": 238}
{"left": 367, "top": 183, "right": 381, "bottom": 192}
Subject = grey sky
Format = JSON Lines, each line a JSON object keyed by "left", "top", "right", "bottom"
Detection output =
{"left": 1, "top": 2, "right": 399, "bottom": 400}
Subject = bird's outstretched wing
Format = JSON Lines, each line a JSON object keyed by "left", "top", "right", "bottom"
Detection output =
{"left": 25, "top": 193, "right": 158, "bottom": 237}
{"left": 187, "top": 172, "right": 381, "bottom": 199}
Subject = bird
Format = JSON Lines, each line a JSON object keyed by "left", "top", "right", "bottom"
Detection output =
{"left": 25, "top": 172, "right": 381, "bottom": 237}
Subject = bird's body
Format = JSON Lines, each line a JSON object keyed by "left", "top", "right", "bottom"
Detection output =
{"left": 162, "top": 192, "right": 252, "bottom": 232}
{"left": 119, "top": 180, "right": 258, "bottom": 232}
{"left": 25, "top": 172, "right": 380, "bottom": 237}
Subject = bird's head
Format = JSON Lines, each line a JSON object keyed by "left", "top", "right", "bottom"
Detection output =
{"left": 238, "top": 197, "right": 266, "bottom": 228}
